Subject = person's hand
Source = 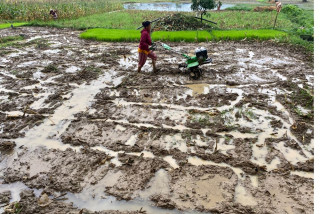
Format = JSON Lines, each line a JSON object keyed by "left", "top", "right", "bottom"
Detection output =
{"left": 150, "top": 42, "right": 156, "bottom": 51}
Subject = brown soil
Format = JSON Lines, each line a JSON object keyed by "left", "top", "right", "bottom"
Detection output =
{"left": 0, "top": 27, "right": 314, "bottom": 214}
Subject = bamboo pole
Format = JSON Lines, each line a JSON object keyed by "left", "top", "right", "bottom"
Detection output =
{"left": 273, "top": 11, "right": 279, "bottom": 29}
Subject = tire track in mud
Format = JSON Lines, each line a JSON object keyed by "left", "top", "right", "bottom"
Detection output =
{"left": 0, "top": 27, "right": 314, "bottom": 213}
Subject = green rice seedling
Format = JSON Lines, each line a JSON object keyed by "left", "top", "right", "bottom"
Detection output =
{"left": 80, "top": 28, "right": 286, "bottom": 42}
{"left": 0, "top": 35, "right": 24, "bottom": 48}
{"left": 212, "top": 29, "right": 287, "bottom": 40}
{"left": 35, "top": 39, "right": 50, "bottom": 49}
{"left": 152, "top": 30, "right": 212, "bottom": 42}
{"left": 42, "top": 63, "right": 59, "bottom": 73}
{"left": 0, "top": 35, "right": 23, "bottom": 43}
{"left": 80, "top": 29, "right": 212, "bottom": 42}
{"left": 0, "top": 22, "right": 27, "bottom": 29}
{"left": 80, "top": 28, "right": 140, "bottom": 42}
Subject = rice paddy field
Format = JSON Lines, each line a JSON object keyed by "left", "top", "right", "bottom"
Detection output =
{"left": 0, "top": 0, "right": 313, "bottom": 51}
{"left": 0, "top": 0, "right": 315, "bottom": 213}
{"left": 80, "top": 28, "right": 288, "bottom": 42}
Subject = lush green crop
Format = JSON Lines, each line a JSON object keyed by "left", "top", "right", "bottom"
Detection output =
{"left": 0, "top": 0, "right": 122, "bottom": 21}
{"left": 80, "top": 29, "right": 140, "bottom": 42}
{"left": 80, "top": 28, "right": 287, "bottom": 42}
{"left": 80, "top": 29, "right": 212, "bottom": 42}
{"left": 0, "top": 22, "right": 27, "bottom": 29}
{"left": 153, "top": 31, "right": 212, "bottom": 42}
{"left": 211, "top": 29, "right": 287, "bottom": 40}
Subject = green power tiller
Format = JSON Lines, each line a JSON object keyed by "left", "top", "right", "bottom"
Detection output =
{"left": 151, "top": 42, "right": 212, "bottom": 80}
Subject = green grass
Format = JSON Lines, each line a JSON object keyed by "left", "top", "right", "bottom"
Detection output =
{"left": 28, "top": 10, "right": 175, "bottom": 30}
{"left": 0, "top": 35, "right": 24, "bottom": 48}
{"left": 226, "top": 4, "right": 258, "bottom": 11}
{"left": 207, "top": 11, "right": 294, "bottom": 30}
{"left": 212, "top": 29, "right": 287, "bottom": 40}
{"left": 0, "top": 22, "right": 27, "bottom": 29}
{"left": 281, "top": 5, "right": 314, "bottom": 35}
{"left": 27, "top": 10, "right": 295, "bottom": 31}
{"left": 80, "top": 28, "right": 287, "bottom": 42}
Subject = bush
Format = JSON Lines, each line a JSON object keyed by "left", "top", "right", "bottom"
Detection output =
{"left": 225, "top": 4, "right": 253, "bottom": 11}
{"left": 282, "top": 5, "right": 303, "bottom": 17}
{"left": 281, "top": 5, "right": 313, "bottom": 38}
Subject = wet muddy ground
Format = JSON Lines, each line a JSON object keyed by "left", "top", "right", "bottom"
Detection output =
{"left": 0, "top": 27, "right": 314, "bottom": 213}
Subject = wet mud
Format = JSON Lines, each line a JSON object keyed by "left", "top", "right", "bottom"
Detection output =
{"left": 0, "top": 27, "right": 314, "bottom": 213}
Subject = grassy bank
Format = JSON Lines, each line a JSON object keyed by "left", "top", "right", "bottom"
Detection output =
{"left": 280, "top": 5, "right": 314, "bottom": 52}
{"left": 26, "top": 10, "right": 295, "bottom": 31}
{"left": 80, "top": 28, "right": 288, "bottom": 42}
{"left": 27, "top": 10, "right": 175, "bottom": 30}
{"left": 207, "top": 11, "right": 294, "bottom": 30}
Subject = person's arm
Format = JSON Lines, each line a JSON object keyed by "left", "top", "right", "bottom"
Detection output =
{"left": 146, "top": 32, "right": 152, "bottom": 46}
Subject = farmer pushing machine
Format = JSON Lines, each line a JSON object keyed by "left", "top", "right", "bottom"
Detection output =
{"left": 137, "top": 21, "right": 157, "bottom": 73}
{"left": 137, "top": 19, "right": 212, "bottom": 80}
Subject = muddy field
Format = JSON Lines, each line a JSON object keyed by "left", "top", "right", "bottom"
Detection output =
{"left": 0, "top": 27, "right": 314, "bottom": 214}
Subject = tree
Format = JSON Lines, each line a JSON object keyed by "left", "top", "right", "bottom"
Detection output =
{"left": 191, "top": 0, "right": 216, "bottom": 23}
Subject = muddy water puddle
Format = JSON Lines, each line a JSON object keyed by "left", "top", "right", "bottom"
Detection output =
{"left": 15, "top": 69, "right": 122, "bottom": 151}
{"left": 0, "top": 27, "right": 314, "bottom": 213}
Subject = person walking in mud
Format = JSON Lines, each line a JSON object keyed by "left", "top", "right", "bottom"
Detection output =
{"left": 137, "top": 21, "right": 157, "bottom": 73}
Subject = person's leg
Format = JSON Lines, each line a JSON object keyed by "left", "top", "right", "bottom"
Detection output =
{"left": 148, "top": 51, "right": 157, "bottom": 72}
{"left": 138, "top": 52, "right": 147, "bottom": 72}
{"left": 152, "top": 59, "right": 156, "bottom": 71}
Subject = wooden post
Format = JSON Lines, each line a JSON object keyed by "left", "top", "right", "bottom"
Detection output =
{"left": 273, "top": 11, "right": 279, "bottom": 29}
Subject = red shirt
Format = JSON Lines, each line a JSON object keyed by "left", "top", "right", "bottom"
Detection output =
{"left": 139, "top": 28, "right": 152, "bottom": 51}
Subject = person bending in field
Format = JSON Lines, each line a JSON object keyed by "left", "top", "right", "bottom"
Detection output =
{"left": 137, "top": 21, "right": 157, "bottom": 73}
{"left": 50, "top": 9, "right": 58, "bottom": 20}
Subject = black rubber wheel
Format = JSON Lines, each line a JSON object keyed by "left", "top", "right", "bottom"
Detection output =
{"left": 189, "top": 68, "right": 201, "bottom": 80}
{"left": 178, "top": 63, "right": 187, "bottom": 68}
